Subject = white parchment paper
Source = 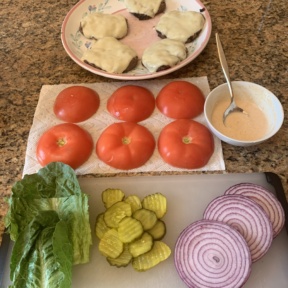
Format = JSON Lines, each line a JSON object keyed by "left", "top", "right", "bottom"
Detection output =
{"left": 23, "top": 77, "right": 225, "bottom": 175}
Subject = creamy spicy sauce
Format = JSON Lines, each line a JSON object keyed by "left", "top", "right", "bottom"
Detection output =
{"left": 211, "top": 99, "right": 268, "bottom": 141}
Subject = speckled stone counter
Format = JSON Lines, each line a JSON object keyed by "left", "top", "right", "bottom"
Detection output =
{"left": 0, "top": 0, "right": 287, "bottom": 244}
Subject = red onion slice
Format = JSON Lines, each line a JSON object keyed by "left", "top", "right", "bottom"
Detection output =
{"left": 203, "top": 195, "right": 273, "bottom": 262}
{"left": 224, "top": 182, "right": 285, "bottom": 238}
{"left": 174, "top": 219, "right": 251, "bottom": 288}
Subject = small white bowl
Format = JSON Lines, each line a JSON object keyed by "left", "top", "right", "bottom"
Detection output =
{"left": 204, "top": 81, "right": 284, "bottom": 146}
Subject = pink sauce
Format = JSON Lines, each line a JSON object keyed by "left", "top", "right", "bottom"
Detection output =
{"left": 211, "top": 99, "right": 268, "bottom": 141}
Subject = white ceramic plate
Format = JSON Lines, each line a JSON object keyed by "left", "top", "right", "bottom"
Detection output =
{"left": 61, "top": 0, "right": 212, "bottom": 80}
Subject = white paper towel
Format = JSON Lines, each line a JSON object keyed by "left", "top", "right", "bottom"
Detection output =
{"left": 23, "top": 77, "right": 225, "bottom": 175}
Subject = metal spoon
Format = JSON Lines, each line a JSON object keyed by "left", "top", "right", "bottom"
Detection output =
{"left": 215, "top": 33, "right": 247, "bottom": 124}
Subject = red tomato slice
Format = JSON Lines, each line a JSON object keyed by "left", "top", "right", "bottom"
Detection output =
{"left": 107, "top": 85, "right": 155, "bottom": 122}
{"left": 36, "top": 123, "right": 93, "bottom": 169}
{"left": 158, "top": 119, "right": 214, "bottom": 169}
{"left": 156, "top": 81, "right": 205, "bottom": 119}
{"left": 96, "top": 122, "right": 155, "bottom": 170}
{"left": 54, "top": 86, "right": 100, "bottom": 123}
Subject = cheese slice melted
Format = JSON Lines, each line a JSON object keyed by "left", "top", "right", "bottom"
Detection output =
{"left": 156, "top": 11, "right": 205, "bottom": 43}
{"left": 80, "top": 13, "right": 128, "bottom": 39}
{"left": 142, "top": 39, "right": 187, "bottom": 73}
{"left": 81, "top": 37, "right": 137, "bottom": 74}
{"left": 124, "top": 0, "right": 164, "bottom": 18}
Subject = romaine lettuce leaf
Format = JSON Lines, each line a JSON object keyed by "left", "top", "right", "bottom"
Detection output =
{"left": 10, "top": 161, "right": 82, "bottom": 198}
{"left": 5, "top": 162, "right": 92, "bottom": 287}
{"left": 5, "top": 162, "right": 92, "bottom": 264}
{"left": 6, "top": 194, "right": 91, "bottom": 264}
{"left": 10, "top": 210, "right": 73, "bottom": 288}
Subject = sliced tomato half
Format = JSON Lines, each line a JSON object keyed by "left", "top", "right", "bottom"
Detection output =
{"left": 96, "top": 122, "right": 155, "bottom": 170}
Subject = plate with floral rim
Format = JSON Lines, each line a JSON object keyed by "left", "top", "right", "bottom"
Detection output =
{"left": 61, "top": 0, "right": 212, "bottom": 80}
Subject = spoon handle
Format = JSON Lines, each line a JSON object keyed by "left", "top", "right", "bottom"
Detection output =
{"left": 216, "top": 33, "right": 234, "bottom": 99}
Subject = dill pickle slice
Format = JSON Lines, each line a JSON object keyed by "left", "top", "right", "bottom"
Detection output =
{"left": 147, "top": 220, "right": 166, "bottom": 240}
{"left": 96, "top": 189, "right": 171, "bottom": 271}
{"left": 142, "top": 193, "right": 167, "bottom": 219}
{"left": 107, "top": 244, "right": 132, "bottom": 267}
{"left": 133, "top": 208, "right": 158, "bottom": 231}
{"left": 132, "top": 241, "right": 171, "bottom": 271}
{"left": 102, "top": 188, "right": 125, "bottom": 208}
{"left": 95, "top": 213, "right": 110, "bottom": 239}
{"left": 124, "top": 195, "right": 142, "bottom": 212}
{"left": 129, "top": 232, "right": 153, "bottom": 257}
{"left": 104, "top": 201, "right": 132, "bottom": 228}
{"left": 118, "top": 217, "right": 143, "bottom": 243}
{"left": 99, "top": 229, "right": 123, "bottom": 259}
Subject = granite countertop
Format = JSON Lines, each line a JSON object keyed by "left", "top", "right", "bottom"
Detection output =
{"left": 0, "top": 0, "right": 287, "bottom": 244}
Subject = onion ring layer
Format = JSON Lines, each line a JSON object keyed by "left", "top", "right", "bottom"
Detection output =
{"left": 174, "top": 219, "right": 251, "bottom": 288}
{"left": 224, "top": 182, "right": 285, "bottom": 238}
{"left": 203, "top": 194, "right": 273, "bottom": 262}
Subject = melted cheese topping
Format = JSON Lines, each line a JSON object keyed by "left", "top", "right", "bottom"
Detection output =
{"left": 81, "top": 37, "right": 137, "bottom": 74}
{"left": 156, "top": 11, "right": 205, "bottom": 43}
{"left": 142, "top": 39, "right": 187, "bottom": 73}
{"left": 124, "top": 0, "right": 163, "bottom": 18}
{"left": 80, "top": 13, "right": 128, "bottom": 39}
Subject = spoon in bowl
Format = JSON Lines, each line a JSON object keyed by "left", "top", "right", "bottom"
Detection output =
{"left": 215, "top": 33, "right": 247, "bottom": 124}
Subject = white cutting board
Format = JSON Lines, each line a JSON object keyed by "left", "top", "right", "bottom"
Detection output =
{"left": 1, "top": 173, "right": 288, "bottom": 288}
